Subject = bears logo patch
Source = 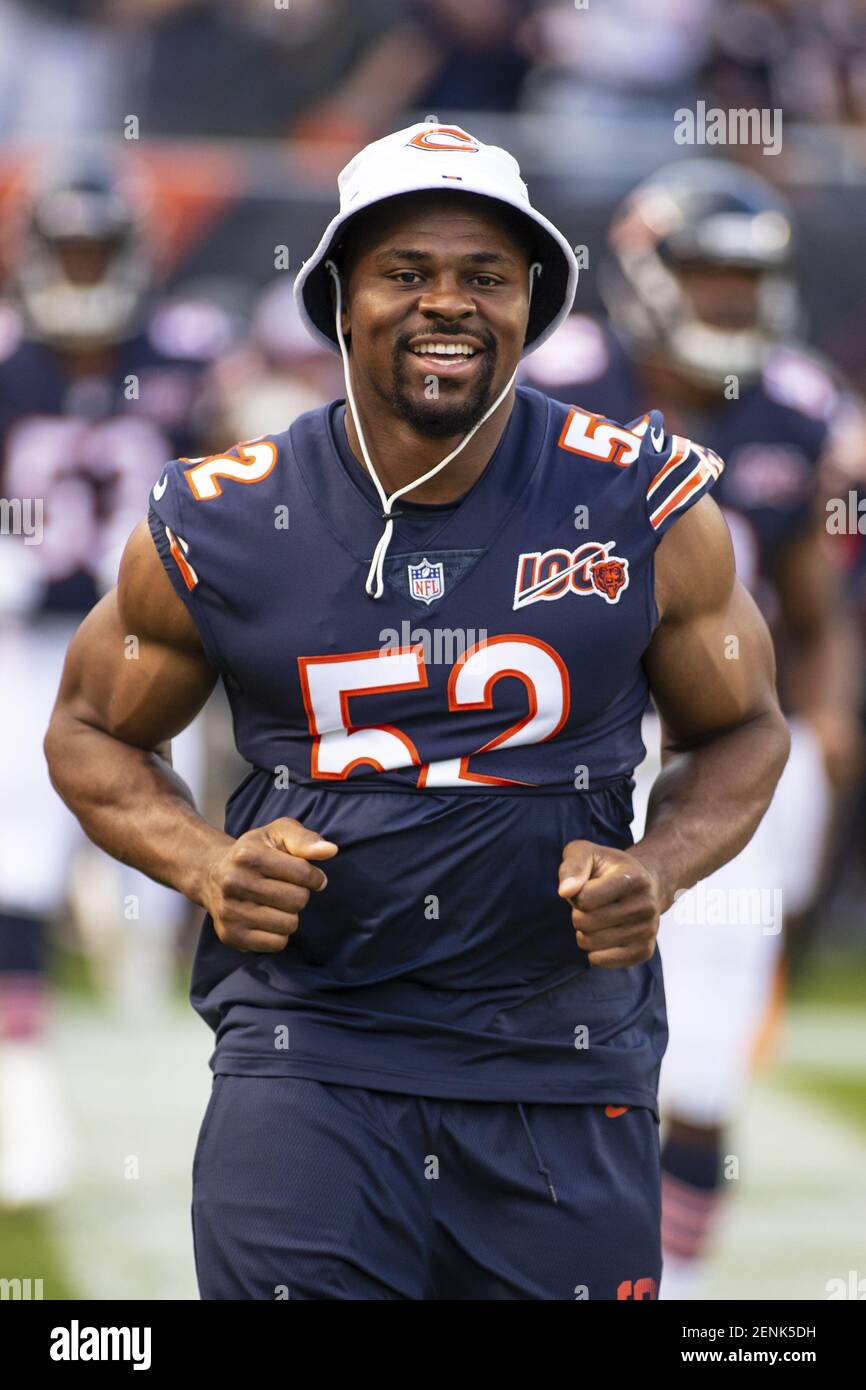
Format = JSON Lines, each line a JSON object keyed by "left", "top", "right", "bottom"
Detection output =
{"left": 513, "top": 541, "right": 630, "bottom": 610}
{"left": 591, "top": 556, "right": 628, "bottom": 603}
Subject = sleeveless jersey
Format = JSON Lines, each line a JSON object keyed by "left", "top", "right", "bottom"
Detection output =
{"left": 148, "top": 385, "right": 723, "bottom": 1107}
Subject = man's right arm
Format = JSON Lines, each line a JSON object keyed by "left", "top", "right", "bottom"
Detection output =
{"left": 44, "top": 520, "right": 336, "bottom": 952}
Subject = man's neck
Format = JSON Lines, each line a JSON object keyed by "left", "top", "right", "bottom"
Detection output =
{"left": 55, "top": 345, "right": 115, "bottom": 380}
{"left": 342, "top": 383, "right": 517, "bottom": 505}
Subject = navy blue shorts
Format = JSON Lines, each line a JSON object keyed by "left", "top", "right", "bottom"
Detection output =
{"left": 192, "top": 1075, "right": 661, "bottom": 1300}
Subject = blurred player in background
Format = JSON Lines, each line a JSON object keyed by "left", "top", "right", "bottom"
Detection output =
{"left": 0, "top": 152, "right": 224, "bottom": 1206}
{"left": 200, "top": 275, "right": 341, "bottom": 449}
{"left": 524, "top": 157, "right": 863, "bottom": 1297}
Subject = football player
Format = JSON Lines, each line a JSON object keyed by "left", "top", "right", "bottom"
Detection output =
{"left": 0, "top": 154, "right": 222, "bottom": 1204}
{"left": 200, "top": 275, "right": 343, "bottom": 448}
{"left": 45, "top": 124, "right": 789, "bottom": 1299}
{"left": 524, "top": 158, "right": 863, "bottom": 1297}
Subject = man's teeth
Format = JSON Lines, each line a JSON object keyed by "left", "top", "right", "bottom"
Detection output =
{"left": 412, "top": 342, "right": 477, "bottom": 356}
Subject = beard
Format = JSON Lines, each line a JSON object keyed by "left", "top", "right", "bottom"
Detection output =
{"left": 386, "top": 326, "right": 499, "bottom": 439}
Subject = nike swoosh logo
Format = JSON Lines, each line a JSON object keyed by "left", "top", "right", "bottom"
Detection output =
{"left": 651, "top": 425, "right": 665, "bottom": 452}
{"left": 152, "top": 474, "right": 168, "bottom": 500}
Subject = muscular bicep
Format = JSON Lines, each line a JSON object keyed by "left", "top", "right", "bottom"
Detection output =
{"left": 52, "top": 521, "right": 218, "bottom": 750}
{"left": 643, "top": 496, "right": 780, "bottom": 750}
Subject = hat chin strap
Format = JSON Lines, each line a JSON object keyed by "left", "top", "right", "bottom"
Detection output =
{"left": 326, "top": 259, "right": 541, "bottom": 599}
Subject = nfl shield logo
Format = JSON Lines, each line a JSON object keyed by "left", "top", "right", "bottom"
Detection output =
{"left": 408, "top": 557, "right": 445, "bottom": 605}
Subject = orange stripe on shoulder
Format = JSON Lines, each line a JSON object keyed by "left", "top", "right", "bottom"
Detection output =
{"left": 646, "top": 437, "right": 691, "bottom": 497}
{"left": 649, "top": 464, "right": 707, "bottom": 531}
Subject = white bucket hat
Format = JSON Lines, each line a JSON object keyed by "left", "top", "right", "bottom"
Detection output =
{"left": 294, "top": 122, "right": 579, "bottom": 600}
{"left": 294, "top": 122, "right": 578, "bottom": 356}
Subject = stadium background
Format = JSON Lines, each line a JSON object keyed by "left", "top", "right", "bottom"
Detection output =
{"left": 0, "top": 0, "right": 865, "bottom": 1300}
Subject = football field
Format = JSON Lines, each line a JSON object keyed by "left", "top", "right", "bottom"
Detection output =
{"left": 708, "top": 1006, "right": 866, "bottom": 1301}
{"left": 4, "top": 981, "right": 865, "bottom": 1301}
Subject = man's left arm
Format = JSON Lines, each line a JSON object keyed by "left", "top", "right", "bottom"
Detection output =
{"left": 559, "top": 496, "right": 790, "bottom": 967}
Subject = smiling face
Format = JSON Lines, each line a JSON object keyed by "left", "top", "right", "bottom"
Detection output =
{"left": 339, "top": 192, "right": 532, "bottom": 439}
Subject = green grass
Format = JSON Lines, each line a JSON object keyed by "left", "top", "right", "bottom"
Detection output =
{"left": 776, "top": 950, "right": 866, "bottom": 1137}
{"left": 778, "top": 1067, "right": 866, "bottom": 1138}
{"left": 787, "top": 952, "right": 866, "bottom": 1008}
{"left": 51, "top": 941, "right": 102, "bottom": 1003}
{"left": 52, "top": 941, "right": 191, "bottom": 1009}
{"left": 0, "top": 1206, "right": 78, "bottom": 1299}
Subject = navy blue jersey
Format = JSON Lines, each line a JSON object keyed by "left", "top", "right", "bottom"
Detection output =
{"left": 148, "top": 385, "right": 723, "bottom": 1107}
{"left": 523, "top": 316, "right": 833, "bottom": 606}
{"left": 0, "top": 299, "right": 222, "bottom": 617}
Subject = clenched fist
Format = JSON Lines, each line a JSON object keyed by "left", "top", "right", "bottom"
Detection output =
{"left": 203, "top": 818, "right": 338, "bottom": 953}
{"left": 558, "top": 840, "right": 663, "bottom": 968}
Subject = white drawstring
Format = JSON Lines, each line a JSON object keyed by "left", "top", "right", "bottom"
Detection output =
{"left": 326, "top": 258, "right": 542, "bottom": 598}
